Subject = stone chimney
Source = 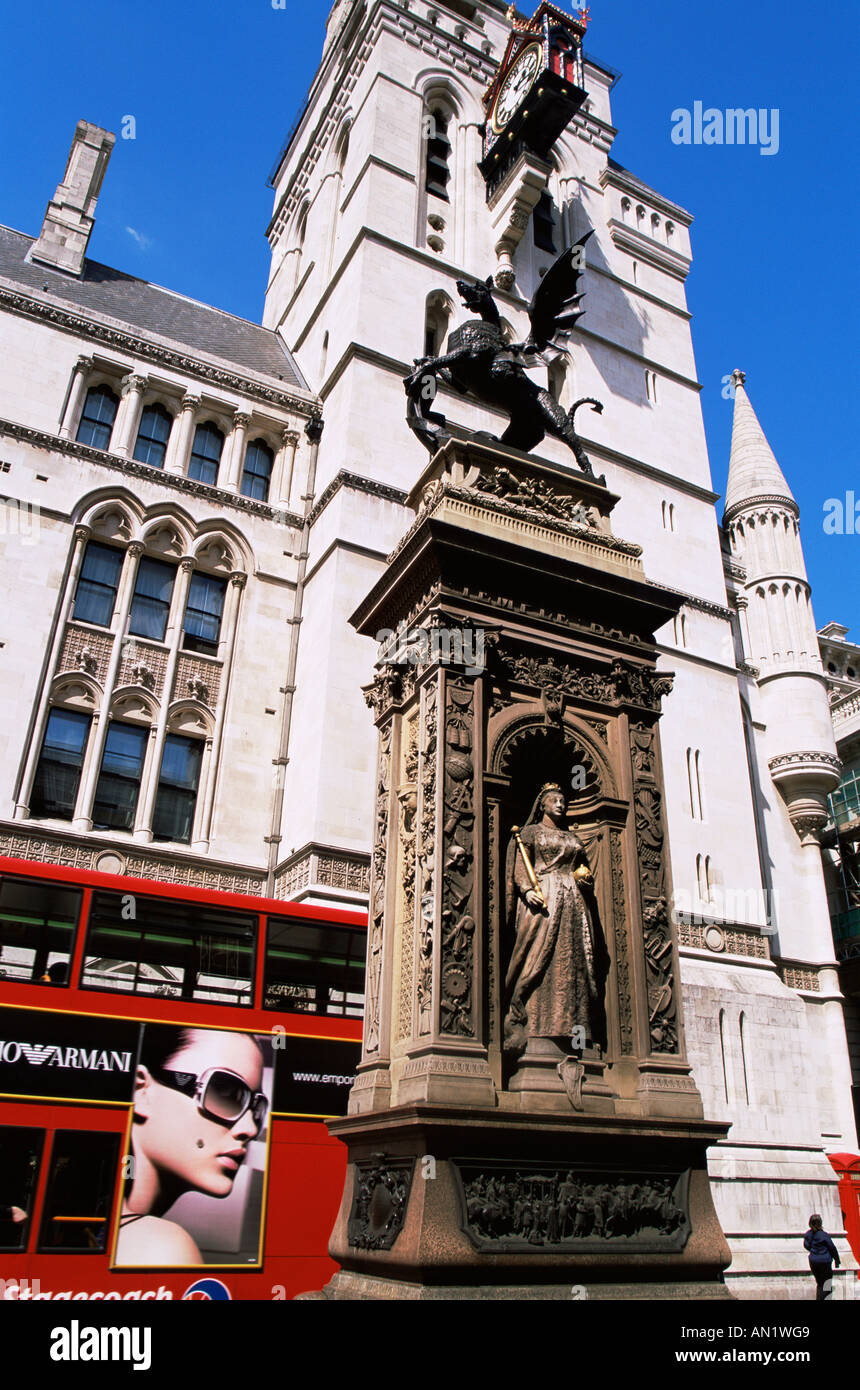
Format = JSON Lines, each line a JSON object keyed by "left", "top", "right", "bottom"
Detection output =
{"left": 28, "top": 120, "right": 115, "bottom": 276}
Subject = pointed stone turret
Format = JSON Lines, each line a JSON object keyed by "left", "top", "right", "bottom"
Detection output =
{"left": 724, "top": 369, "right": 796, "bottom": 522}
{"left": 722, "top": 371, "right": 839, "bottom": 852}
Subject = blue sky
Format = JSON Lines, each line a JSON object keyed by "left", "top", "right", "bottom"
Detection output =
{"left": 0, "top": 0, "right": 856, "bottom": 630}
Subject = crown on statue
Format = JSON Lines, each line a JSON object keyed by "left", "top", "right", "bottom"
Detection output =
{"left": 540, "top": 782, "right": 564, "bottom": 795}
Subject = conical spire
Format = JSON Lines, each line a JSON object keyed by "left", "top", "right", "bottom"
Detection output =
{"left": 723, "top": 370, "right": 796, "bottom": 522}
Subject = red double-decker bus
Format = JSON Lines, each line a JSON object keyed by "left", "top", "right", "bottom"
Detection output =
{"left": 0, "top": 857, "right": 365, "bottom": 1302}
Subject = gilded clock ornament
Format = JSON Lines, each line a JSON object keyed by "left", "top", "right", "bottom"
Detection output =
{"left": 492, "top": 42, "right": 541, "bottom": 132}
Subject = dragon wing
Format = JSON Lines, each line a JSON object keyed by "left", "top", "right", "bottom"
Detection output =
{"left": 526, "top": 230, "right": 593, "bottom": 353}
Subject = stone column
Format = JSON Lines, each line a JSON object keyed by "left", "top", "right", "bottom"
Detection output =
{"left": 274, "top": 429, "right": 300, "bottom": 508}
{"left": 192, "top": 571, "right": 246, "bottom": 850}
{"left": 59, "top": 356, "right": 93, "bottom": 439}
{"left": 72, "top": 540, "right": 144, "bottom": 830}
{"left": 112, "top": 375, "right": 148, "bottom": 458}
{"left": 221, "top": 410, "right": 251, "bottom": 493}
{"left": 165, "top": 393, "right": 200, "bottom": 475}
{"left": 15, "top": 525, "right": 91, "bottom": 816}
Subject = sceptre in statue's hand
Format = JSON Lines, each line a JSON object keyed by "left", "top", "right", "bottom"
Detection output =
{"left": 510, "top": 825, "right": 547, "bottom": 911}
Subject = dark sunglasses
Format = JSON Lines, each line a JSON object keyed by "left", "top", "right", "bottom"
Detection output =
{"left": 152, "top": 1066, "right": 268, "bottom": 1134}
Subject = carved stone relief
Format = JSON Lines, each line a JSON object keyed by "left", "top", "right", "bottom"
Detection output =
{"left": 440, "top": 678, "right": 476, "bottom": 1038}
{"left": 347, "top": 1156, "right": 413, "bottom": 1251}
{"left": 455, "top": 1163, "right": 690, "bottom": 1252}
{"left": 364, "top": 723, "right": 391, "bottom": 1057}
{"left": 610, "top": 829, "right": 634, "bottom": 1053}
{"left": 416, "top": 684, "right": 437, "bottom": 1036}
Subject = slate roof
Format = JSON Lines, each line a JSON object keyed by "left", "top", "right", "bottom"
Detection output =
{"left": 0, "top": 224, "right": 308, "bottom": 392}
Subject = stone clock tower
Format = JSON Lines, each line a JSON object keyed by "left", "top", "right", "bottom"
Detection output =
{"left": 265, "top": 0, "right": 857, "bottom": 1297}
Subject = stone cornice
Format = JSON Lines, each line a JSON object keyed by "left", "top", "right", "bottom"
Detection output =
{"left": 0, "top": 822, "right": 267, "bottom": 896}
{"left": 723, "top": 493, "right": 800, "bottom": 525}
{"left": 307, "top": 469, "right": 409, "bottom": 529}
{"left": 0, "top": 417, "right": 303, "bottom": 527}
{"left": 607, "top": 220, "right": 692, "bottom": 283}
{"left": 601, "top": 163, "right": 694, "bottom": 226}
{"left": 0, "top": 283, "right": 318, "bottom": 418}
{"left": 768, "top": 751, "right": 842, "bottom": 774}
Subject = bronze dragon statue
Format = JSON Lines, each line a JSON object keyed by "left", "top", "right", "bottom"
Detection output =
{"left": 404, "top": 231, "right": 603, "bottom": 478}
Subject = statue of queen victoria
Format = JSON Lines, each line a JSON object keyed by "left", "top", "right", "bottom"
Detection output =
{"left": 504, "top": 783, "right": 609, "bottom": 1058}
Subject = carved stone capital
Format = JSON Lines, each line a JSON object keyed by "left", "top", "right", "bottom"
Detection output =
{"left": 181, "top": 393, "right": 202, "bottom": 412}
{"left": 74, "top": 525, "right": 91, "bottom": 544}
{"left": 122, "top": 373, "right": 148, "bottom": 396}
{"left": 232, "top": 410, "right": 251, "bottom": 429}
{"left": 230, "top": 570, "right": 248, "bottom": 590}
{"left": 127, "top": 541, "right": 145, "bottom": 558}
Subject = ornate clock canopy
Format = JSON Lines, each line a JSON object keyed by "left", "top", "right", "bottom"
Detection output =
{"left": 480, "top": 2, "right": 589, "bottom": 196}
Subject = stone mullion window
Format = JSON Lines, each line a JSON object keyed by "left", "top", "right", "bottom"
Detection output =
{"left": 72, "top": 542, "right": 145, "bottom": 831}
{"left": 132, "top": 557, "right": 196, "bottom": 843}
{"left": 15, "top": 526, "right": 93, "bottom": 818}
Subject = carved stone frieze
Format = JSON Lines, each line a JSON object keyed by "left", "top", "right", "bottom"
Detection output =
{"left": 0, "top": 289, "right": 315, "bottom": 419}
{"left": 610, "top": 829, "right": 633, "bottom": 1053}
{"left": 780, "top": 964, "right": 821, "bottom": 993}
{"left": 175, "top": 654, "right": 221, "bottom": 709}
{"left": 0, "top": 825, "right": 264, "bottom": 894}
{"left": 347, "top": 1156, "right": 413, "bottom": 1251}
{"left": 455, "top": 1162, "right": 690, "bottom": 1252}
{"left": 441, "top": 482, "right": 643, "bottom": 559}
{"left": 677, "top": 920, "right": 770, "bottom": 960}
{"left": 474, "top": 466, "right": 600, "bottom": 528}
{"left": 61, "top": 625, "right": 113, "bottom": 685}
{"left": 0, "top": 418, "right": 300, "bottom": 525}
{"left": 416, "top": 684, "right": 437, "bottom": 1036}
{"left": 364, "top": 723, "right": 391, "bottom": 1057}
{"left": 397, "top": 717, "right": 419, "bottom": 1044}
{"left": 642, "top": 896, "right": 678, "bottom": 1053}
{"left": 495, "top": 650, "right": 673, "bottom": 713}
{"left": 440, "top": 677, "right": 476, "bottom": 1038}
{"left": 628, "top": 719, "right": 678, "bottom": 1055}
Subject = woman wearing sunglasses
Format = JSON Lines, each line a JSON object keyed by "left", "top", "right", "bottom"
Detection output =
{"left": 117, "top": 1025, "right": 268, "bottom": 1266}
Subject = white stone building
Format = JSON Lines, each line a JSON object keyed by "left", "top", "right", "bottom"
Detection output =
{"left": 0, "top": 2, "right": 856, "bottom": 1297}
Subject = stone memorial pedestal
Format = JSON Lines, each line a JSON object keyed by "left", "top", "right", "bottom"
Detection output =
{"left": 303, "top": 431, "right": 732, "bottom": 1299}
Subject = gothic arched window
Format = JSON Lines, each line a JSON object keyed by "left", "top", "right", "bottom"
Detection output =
{"left": 30, "top": 708, "right": 92, "bottom": 820}
{"left": 91, "top": 721, "right": 149, "bottom": 831}
{"left": 152, "top": 734, "right": 204, "bottom": 844}
{"left": 242, "top": 439, "right": 274, "bottom": 502}
{"left": 73, "top": 541, "right": 124, "bottom": 627}
{"left": 76, "top": 385, "right": 118, "bottom": 450}
{"left": 133, "top": 403, "right": 173, "bottom": 469}
{"left": 189, "top": 421, "right": 224, "bottom": 486}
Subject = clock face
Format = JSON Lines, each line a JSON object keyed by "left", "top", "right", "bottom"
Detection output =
{"left": 491, "top": 42, "right": 542, "bottom": 134}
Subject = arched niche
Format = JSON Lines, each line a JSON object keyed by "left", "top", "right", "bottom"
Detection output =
{"left": 50, "top": 675, "right": 100, "bottom": 712}
{"left": 166, "top": 701, "right": 213, "bottom": 739}
{"left": 111, "top": 689, "right": 158, "bottom": 725}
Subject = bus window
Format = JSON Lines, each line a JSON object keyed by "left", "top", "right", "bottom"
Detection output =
{"left": 0, "top": 876, "right": 80, "bottom": 985}
{"left": 263, "top": 918, "right": 365, "bottom": 1016}
{"left": 82, "top": 891, "right": 255, "bottom": 1006}
{"left": 37, "top": 1130, "right": 122, "bottom": 1253}
{"left": 0, "top": 1126, "right": 45, "bottom": 1250}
